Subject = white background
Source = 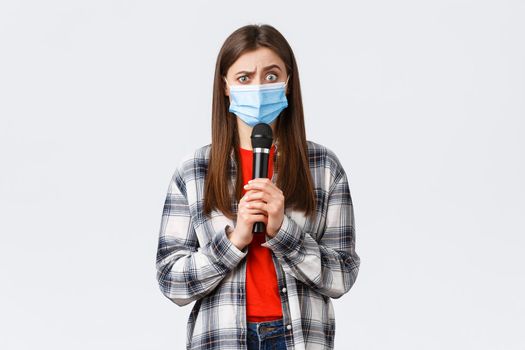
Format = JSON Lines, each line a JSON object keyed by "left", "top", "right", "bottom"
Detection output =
{"left": 1, "top": 1, "right": 524, "bottom": 349}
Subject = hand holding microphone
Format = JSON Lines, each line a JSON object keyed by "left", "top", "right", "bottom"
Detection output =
{"left": 227, "top": 123, "right": 285, "bottom": 250}
{"left": 227, "top": 190, "right": 269, "bottom": 250}
{"left": 246, "top": 123, "right": 284, "bottom": 236}
{"left": 228, "top": 177, "right": 285, "bottom": 249}
{"left": 243, "top": 178, "right": 284, "bottom": 237}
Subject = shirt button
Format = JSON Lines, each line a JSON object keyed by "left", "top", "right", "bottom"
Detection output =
{"left": 282, "top": 287, "right": 287, "bottom": 293}
{"left": 286, "top": 324, "right": 292, "bottom": 330}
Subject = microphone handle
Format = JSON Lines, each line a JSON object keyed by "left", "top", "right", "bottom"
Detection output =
{"left": 252, "top": 149, "right": 270, "bottom": 233}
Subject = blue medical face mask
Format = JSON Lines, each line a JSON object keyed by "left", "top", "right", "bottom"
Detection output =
{"left": 224, "top": 75, "right": 290, "bottom": 127}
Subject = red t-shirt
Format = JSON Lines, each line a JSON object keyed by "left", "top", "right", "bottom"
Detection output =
{"left": 238, "top": 144, "right": 283, "bottom": 322}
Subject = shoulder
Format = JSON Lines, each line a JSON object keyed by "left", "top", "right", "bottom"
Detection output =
{"left": 174, "top": 143, "right": 212, "bottom": 182}
{"left": 305, "top": 139, "right": 346, "bottom": 179}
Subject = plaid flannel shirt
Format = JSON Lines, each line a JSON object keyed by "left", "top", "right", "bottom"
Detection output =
{"left": 156, "top": 140, "right": 360, "bottom": 350}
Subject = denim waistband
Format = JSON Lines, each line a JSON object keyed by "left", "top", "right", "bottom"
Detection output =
{"left": 247, "top": 317, "right": 284, "bottom": 339}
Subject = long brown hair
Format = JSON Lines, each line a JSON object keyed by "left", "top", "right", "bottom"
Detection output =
{"left": 203, "top": 24, "right": 316, "bottom": 220}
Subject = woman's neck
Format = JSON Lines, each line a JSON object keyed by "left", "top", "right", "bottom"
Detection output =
{"left": 236, "top": 119, "right": 277, "bottom": 150}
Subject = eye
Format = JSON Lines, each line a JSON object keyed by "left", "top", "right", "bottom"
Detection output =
{"left": 238, "top": 75, "right": 249, "bottom": 83}
{"left": 266, "top": 73, "right": 278, "bottom": 81}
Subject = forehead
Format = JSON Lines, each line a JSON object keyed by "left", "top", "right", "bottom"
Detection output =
{"left": 227, "top": 47, "right": 286, "bottom": 74}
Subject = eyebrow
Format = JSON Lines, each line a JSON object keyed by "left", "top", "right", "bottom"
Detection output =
{"left": 235, "top": 64, "right": 282, "bottom": 76}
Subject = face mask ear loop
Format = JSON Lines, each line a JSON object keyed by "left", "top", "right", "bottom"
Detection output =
{"left": 223, "top": 76, "right": 230, "bottom": 88}
{"left": 284, "top": 75, "right": 290, "bottom": 87}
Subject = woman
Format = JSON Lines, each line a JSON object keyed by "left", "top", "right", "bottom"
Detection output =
{"left": 156, "top": 24, "right": 360, "bottom": 350}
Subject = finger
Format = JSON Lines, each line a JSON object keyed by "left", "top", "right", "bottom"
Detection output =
{"left": 244, "top": 179, "right": 271, "bottom": 191}
{"left": 240, "top": 191, "right": 257, "bottom": 203}
{"left": 247, "top": 178, "right": 273, "bottom": 185}
{"left": 246, "top": 207, "right": 267, "bottom": 217}
{"left": 240, "top": 202, "right": 267, "bottom": 213}
{"left": 246, "top": 201, "right": 267, "bottom": 211}
{"left": 244, "top": 180, "right": 282, "bottom": 196}
{"left": 244, "top": 191, "right": 270, "bottom": 203}
{"left": 240, "top": 195, "right": 264, "bottom": 207}
{"left": 246, "top": 214, "right": 268, "bottom": 224}
{"left": 244, "top": 193, "right": 284, "bottom": 218}
{"left": 242, "top": 190, "right": 265, "bottom": 201}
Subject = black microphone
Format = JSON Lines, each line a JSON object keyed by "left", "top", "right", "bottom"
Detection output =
{"left": 250, "top": 123, "right": 273, "bottom": 233}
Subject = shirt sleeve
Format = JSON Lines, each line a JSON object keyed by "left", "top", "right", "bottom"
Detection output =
{"left": 261, "top": 168, "right": 360, "bottom": 299}
{"left": 155, "top": 159, "right": 248, "bottom": 306}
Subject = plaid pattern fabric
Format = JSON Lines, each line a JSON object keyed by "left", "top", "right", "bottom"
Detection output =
{"left": 156, "top": 140, "right": 360, "bottom": 350}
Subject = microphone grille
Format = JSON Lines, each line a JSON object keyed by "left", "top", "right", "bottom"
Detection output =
{"left": 251, "top": 123, "right": 273, "bottom": 149}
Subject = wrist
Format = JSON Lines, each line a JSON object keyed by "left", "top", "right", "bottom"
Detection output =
{"left": 226, "top": 226, "right": 247, "bottom": 250}
{"left": 267, "top": 216, "right": 285, "bottom": 238}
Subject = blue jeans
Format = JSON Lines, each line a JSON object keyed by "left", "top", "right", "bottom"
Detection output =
{"left": 247, "top": 318, "right": 287, "bottom": 350}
